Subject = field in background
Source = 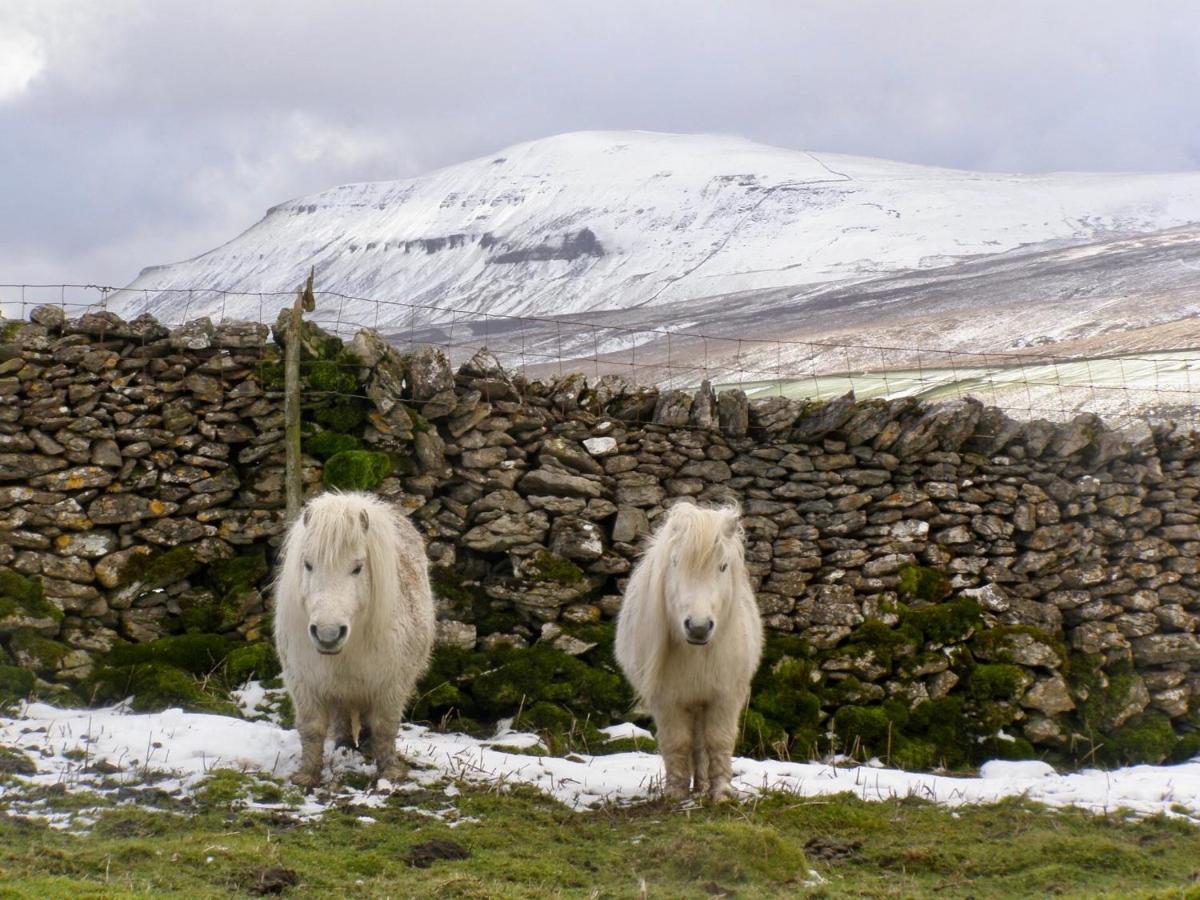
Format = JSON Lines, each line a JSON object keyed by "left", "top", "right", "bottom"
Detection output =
{"left": 720, "top": 350, "right": 1200, "bottom": 431}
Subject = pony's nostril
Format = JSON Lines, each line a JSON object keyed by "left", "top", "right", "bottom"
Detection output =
{"left": 309, "top": 624, "right": 318, "bottom": 639}
{"left": 337, "top": 625, "right": 348, "bottom": 641}
{"left": 684, "top": 616, "right": 693, "bottom": 631}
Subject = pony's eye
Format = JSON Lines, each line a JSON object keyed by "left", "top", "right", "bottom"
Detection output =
{"left": 351, "top": 563, "right": 363, "bottom": 576}
{"left": 303, "top": 561, "right": 313, "bottom": 573}
{"left": 719, "top": 562, "right": 729, "bottom": 573}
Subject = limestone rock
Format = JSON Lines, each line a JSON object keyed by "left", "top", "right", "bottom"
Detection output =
{"left": 549, "top": 516, "right": 605, "bottom": 561}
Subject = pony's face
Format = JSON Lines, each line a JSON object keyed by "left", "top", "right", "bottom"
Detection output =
{"left": 297, "top": 508, "right": 373, "bottom": 655}
{"left": 663, "top": 511, "right": 741, "bottom": 647}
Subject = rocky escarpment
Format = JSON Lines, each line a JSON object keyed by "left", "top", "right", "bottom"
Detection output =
{"left": 2, "top": 307, "right": 1200, "bottom": 768}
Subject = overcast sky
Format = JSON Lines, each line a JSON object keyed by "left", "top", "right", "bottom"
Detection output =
{"left": 3, "top": 0, "right": 1199, "bottom": 289}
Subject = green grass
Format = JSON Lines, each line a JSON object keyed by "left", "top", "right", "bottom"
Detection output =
{"left": 0, "top": 784, "right": 1198, "bottom": 898}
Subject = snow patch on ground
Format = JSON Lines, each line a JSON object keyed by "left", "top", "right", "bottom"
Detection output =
{"left": 4, "top": 694, "right": 1200, "bottom": 825}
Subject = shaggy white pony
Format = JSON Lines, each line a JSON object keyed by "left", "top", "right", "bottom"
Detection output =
{"left": 615, "top": 500, "right": 764, "bottom": 801}
{"left": 274, "top": 491, "right": 436, "bottom": 787}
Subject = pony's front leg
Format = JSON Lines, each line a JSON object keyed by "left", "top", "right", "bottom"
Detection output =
{"left": 292, "top": 701, "right": 330, "bottom": 789}
{"left": 703, "top": 699, "right": 742, "bottom": 802}
{"left": 654, "top": 706, "right": 694, "bottom": 800}
{"left": 332, "top": 706, "right": 356, "bottom": 750}
{"left": 691, "top": 706, "right": 710, "bottom": 795}
{"left": 366, "top": 708, "right": 406, "bottom": 783}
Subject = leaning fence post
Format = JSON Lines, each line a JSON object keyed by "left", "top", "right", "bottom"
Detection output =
{"left": 284, "top": 269, "right": 316, "bottom": 522}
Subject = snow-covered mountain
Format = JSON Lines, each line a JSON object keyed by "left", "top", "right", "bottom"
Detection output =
{"left": 113, "top": 130, "right": 1200, "bottom": 327}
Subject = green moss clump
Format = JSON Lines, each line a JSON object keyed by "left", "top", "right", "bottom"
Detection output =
{"left": 750, "top": 657, "right": 820, "bottom": 728}
{"left": 177, "top": 592, "right": 240, "bottom": 635}
{"left": 1168, "top": 732, "right": 1200, "bottom": 764}
{"left": 971, "top": 625, "right": 1066, "bottom": 668}
{"left": 322, "top": 450, "right": 392, "bottom": 491}
{"left": 827, "top": 619, "right": 922, "bottom": 672}
{"left": 89, "top": 662, "right": 238, "bottom": 715}
{"left": 903, "top": 597, "right": 982, "bottom": 645}
{"left": 255, "top": 352, "right": 285, "bottom": 391}
{"left": 0, "top": 568, "right": 62, "bottom": 624}
{"left": 120, "top": 546, "right": 200, "bottom": 589}
{"left": 411, "top": 642, "right": 632, "bottom": 752}
{"left": 305, "top": 430, "right": 362, "bottom": 460}
{"left": 524, "top": 551, "right": 584, "bottom": 585}
{"left": 7, "top": 630, "right": 70, "bottom": 676}
{"left": 0, "top": 665, "right": 35, "bottom": 711}
{"left": 978, "top": 735, "right": 1039, "bottom": 761}
{"left": 1073, "top": 663, "right": 1148, "bottom": 738}
{"left": 833, "top": 700, "right": 910, "bottom": 748}
{"left": 87, "top": 628, "right": 260, "bottom": 715}
{"left": 906, "top": 697, "right": 971, "bottom": 766}
{"left": 208, "top": 550, "right": 269, "bottom": 599}
{"left": 741, "top": 634, "right": 820, "bottom": 758}
{"left": 897, "top": 566, "right": 952, "bottom": 603}
{"left": 969, "top": 664, "right": 1027, "bottom": 703}
{"left": 225, "top": 642, "right": 280, "bottom": 684}
{"left": 305, "top": 359, "right": 359, "bottom": 394}
{"left": 739, "top": 708, "right": 793, "bottom": 759}
{"left": 311, "top": 397, "right": 369, "bottom": 434}
{"left": 103, "top": 634, "right": 232, "bottom": 676}
{"left": 1107, "top": 713, "right": 1178, "bottom": 765}
{"left": 429, "top": 568, "right": 522, "bottom": 635}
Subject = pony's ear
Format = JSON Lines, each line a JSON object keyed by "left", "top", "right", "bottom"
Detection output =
{"left": 302, "top": 506, "right": 311, "bottom": 527}
{"left": 721, "top": 510, "right": 740, "bottom": 539}
{"left": 359, "top": 509, "right": 370, "bottom": 533}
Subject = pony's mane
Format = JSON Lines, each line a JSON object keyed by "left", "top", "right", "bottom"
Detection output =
{"left": 645, "top": 500, "right": 743, "bottom": 570}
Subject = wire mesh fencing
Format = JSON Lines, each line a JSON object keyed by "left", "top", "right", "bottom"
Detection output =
{"left": 2, "top": 282, "right": 1198, "bottom": 433}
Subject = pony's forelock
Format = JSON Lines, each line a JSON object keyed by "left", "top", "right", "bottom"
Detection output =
{"left": 648, "top": 500, "right": 744, "bottom": 571}
{"left": 282, "top": 492, "right": 406, "bottom": 615}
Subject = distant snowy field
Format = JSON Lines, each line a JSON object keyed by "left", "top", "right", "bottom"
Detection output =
{"left": 4, "top": 689, "right": 1200, "bottom": 826}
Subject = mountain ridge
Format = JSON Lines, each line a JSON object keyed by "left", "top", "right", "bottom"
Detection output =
{"left": 113, "top": 130, "right": 1200, "bottom": 328}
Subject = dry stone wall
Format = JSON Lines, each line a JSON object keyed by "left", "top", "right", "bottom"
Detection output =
{"left": 3, "top": 308, "right": 1200, "bottom": 765}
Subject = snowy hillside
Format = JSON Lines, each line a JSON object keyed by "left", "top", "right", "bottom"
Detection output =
{"left": 112, "top": 131, "right": 1200, "bottom": 326}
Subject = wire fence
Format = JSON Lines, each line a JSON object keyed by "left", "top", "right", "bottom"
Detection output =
{"left": 2, "top": 282, "right": 1198, "bottom": 432}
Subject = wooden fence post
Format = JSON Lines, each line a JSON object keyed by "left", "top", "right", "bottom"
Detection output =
{"left": 284, "top": 269, "right": 315, "bottom": 522}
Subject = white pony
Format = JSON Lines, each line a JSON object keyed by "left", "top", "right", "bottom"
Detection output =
{"left": 615, "top": 501, "right": 763, "bottom": 801}
{"left": 274, "top": 491, "right": 436, "bottom": 787}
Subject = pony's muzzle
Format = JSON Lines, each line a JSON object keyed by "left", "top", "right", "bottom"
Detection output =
{"left": 309, "top": 622, "right": 349, "bottom": 654}
{"left": 684, "top": 616, "right": 715, "bottom": 645}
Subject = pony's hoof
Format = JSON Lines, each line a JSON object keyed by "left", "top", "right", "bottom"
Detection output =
{"left": 663, "top": 783, "right": 690, "bottom": 801}
{"left": 290, "top": 770, "right": 321, "bottom": 789}
{"left": 376, "top": 763, "right": 409, "bottom": 784}
{"left": 708, "top": 783, "right": 736, "bottom": 802}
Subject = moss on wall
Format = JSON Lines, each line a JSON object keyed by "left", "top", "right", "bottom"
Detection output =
{"left": 0, "top": 568, "right": 62, "bottom": 625}
{"left": 322, "top": 450, "right": 392, "bottom": 491}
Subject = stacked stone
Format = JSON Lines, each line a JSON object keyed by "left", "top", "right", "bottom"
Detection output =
{"left": 0, "top": 308, "right": 281, "bottom": 681}
{"left": 4, "top": 309, "right": 1200, "bottom": 755}
{"left": 365, "top": 346, "right": 1200, "bottom": 750}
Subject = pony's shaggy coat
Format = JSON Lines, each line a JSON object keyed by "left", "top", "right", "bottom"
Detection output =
{"left": 274, "top": 491, "right": 435, "bottom": 786}
{"left": 615, "top": 501, "right": 763, "bottom": 800}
